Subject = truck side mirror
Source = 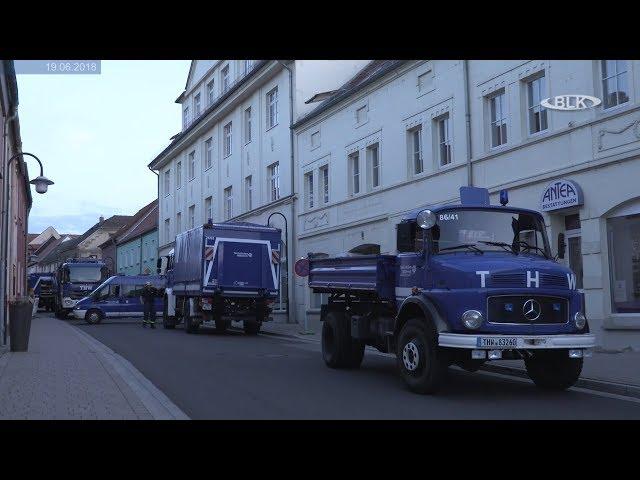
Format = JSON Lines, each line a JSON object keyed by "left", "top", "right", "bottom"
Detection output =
{"left": 557, "top": 232, "right": 566, "bottom": 259}
{"left": 397, "top": 222, "right": 415, "bottom": 253}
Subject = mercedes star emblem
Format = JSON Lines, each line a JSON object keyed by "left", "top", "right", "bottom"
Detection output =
{"left": 523, "top": 299, "right": 542, "bottom": 321}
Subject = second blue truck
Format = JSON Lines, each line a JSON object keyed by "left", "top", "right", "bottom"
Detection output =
{"left": 159, "top": 220, "right": 282, "bottom": 335}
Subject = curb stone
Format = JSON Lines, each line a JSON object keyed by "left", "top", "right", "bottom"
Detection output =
{"left": 261, "top": 328, "right": 640, "bottom": 400}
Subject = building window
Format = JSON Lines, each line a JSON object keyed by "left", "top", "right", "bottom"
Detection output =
{"left": 417, "top": 69, "right": 434, "bottom": 94}
{"left": 188, "top": 151, "right": 195, "bottom": 180}
{"left": 305, "top": 172, "right": 314, "bottom": 209}
{"left": 164, "top": 170, "right": 170, "bottom": 195}
{"left": 204, "top": 138, "right": 213, "bottom": 170}
{"left": 527, "top": 74, "right": 548, "bottom": 134}
{"left": 489, "top": 90, "right": 508, "bottom": 147}
{"left": 188, "top": 205, "right": 195, "bottom": 229}
{"left": 245, "top": 176, "right": 252, "bottom": 211}
{"left": 221, "top": 65, "right": 230, "bottom": 93}
{"left": 224, "top": 187, "right": 233, "bottom": 220}
{"left": 244, "top": 107, "right": 252, "bottom": 144}
{"left": 266, "top": 87, "right": 278, "bottom": 129}
{"left": 356, "top": 105, "right": 368, "bottom": 124}
{"left": 244, "top": 60, "right": 253, "bottom": 74}
{"left": 183, "top": 107, "right": 189, "bottom": 129}
{"left": 367, "top": 143, "right": 380, "bottom": 189}
{"left": 176, "top": 212, "right": 181, "bottom": 233}
{"left": 176, "top": 161, "right": 182, "bottom": 188}
{"left": 164, "top": 219, "right": 171, "bottom": 242}
{"left": 207, "top": 80, "right": 215, "bottom": 106}
{"left": 349, "top": 152, "right": 360, "bottom": 195}
{"left": 602, "top": 60, "right": 629, "bottom": 109}
{"left": 320, "top": 165, "right": 329, "bottom": 204}
{"left": 269, "top": 162, "right": 280, "bottom": 201}
{"left": 311, "top": 131, "right": 320, "bottom": 149}
{"left": 437, "top": 114, "right": 452, "bottom": 166}
{"left": 608, "top": 211, "right": 640, "bottom": 313}
{"left": 204, "top": 196, "right": 212, "bottom": 222}
{"left": 194, "top": 93, "right": 201, "bottom": 118}
{"left": 409, "top": 126, "right": 423, "bottom": 175}
{"left": 223, "top": 122, "right": 232, "bottom": 157}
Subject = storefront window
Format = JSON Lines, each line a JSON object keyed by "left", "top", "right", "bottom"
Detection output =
{"left": 608, "top": 213, "right": 640, "bottom": 313}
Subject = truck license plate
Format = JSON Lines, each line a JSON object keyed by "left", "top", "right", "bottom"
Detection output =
{"left": 477, "top": 337, "right": 520, "bottom": 348}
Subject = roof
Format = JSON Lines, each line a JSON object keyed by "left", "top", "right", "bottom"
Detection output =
{"left": 37, "top": 215, "right": 133, "bottom": 265}
{"left": 292, "top": 60, "right": 406, "bottom": 129}
{"left": 115, "top": 200, "right": 158, "bottom": 245}
{"left": 148, "top": 60, "right": 271, "bottom": 170}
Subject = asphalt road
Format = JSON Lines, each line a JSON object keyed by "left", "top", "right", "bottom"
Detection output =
{"left": 69, "top": 316, "right": 640, "bottom": 420}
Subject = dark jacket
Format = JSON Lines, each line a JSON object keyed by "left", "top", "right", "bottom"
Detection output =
{"left": 140, "top": 285, "right": 160, "bottom": 304}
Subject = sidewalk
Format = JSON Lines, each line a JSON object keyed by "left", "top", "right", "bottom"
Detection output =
{"left": 0, "top": 313, "right": 188, "bottom": 420}
{"left": 260, "top": 321, "right": 640, "bottom": 397}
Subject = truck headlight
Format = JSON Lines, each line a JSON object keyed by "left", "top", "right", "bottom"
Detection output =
{"left": 574, "top": 311, "right": 586, "bottom": 330}
{"left": 462, "top": 310, "right": 484, "bottom": 330}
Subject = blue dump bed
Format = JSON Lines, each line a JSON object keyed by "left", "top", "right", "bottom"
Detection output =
{"left": 172, "top": 222, "right": 282, "bottom": 297}
{"left": 308, "top": 255, "right": 397, "bottom": 301}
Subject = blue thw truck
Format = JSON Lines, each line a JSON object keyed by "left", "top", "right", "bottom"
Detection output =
{"left": 55, "top": 258, "right": 110, "bottom": 318}
{"left": 159, "top": 221, "right": 282, "bottom": 335}
{"left": 301, "top": 187, "right": 595, "bottom": 394}
{"left": 28, "top": 273, "right": 57, "bottom": 312}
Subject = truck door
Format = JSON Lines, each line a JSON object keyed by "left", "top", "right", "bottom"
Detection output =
{"left": 396, "top": 221, "right": 426, "bottom": 300}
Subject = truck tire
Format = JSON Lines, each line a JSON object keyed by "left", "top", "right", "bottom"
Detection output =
{"left": 396, "top": 318, "right": 448, "bottom": 394}
{"left": 524, "top": 350, "right": 583, "bottom": 390}
{"left": 183, "top": 301, "right": 199, "bottom": 334}
{"left": 162, "top": 298, "right": 176, "bottom": 329}
{"left": 85, "top": 309, "right": 103, "bottom": 325}
{"left": 322, "top": 311, "right": 365, "bottom": 369}
{"left": 243, "top": 319, "right": 261, "bottom": 335}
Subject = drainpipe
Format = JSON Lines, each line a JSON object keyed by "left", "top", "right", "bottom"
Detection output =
{"left": 1, "top": 106, "right": 19, "bottom": 344}
{"left": 276, "top": 60, "right": 297, "bottom": 325}
{"left": 463, "top": 60, "right": 473, "bottom": 187}
{"left": 148, "top": 165, "right": 159, "bottom": 268}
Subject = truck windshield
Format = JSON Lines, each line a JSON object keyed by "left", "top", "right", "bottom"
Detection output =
{"left": 68, "top": 267, "right": 102, "bottom": 283}
{"left": 432, "top": 209, "right": 550, "bottom": 257}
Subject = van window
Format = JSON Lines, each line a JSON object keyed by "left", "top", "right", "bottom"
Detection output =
{"left": 95, "top": 284, "right": 120, "bottom": 300}
{"left": 122, "top": 285, "right": 143, "bottom": 298}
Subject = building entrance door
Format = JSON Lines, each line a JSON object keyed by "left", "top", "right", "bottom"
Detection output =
{"left": 564, "top": 214, "right": 583, "bottom": 290}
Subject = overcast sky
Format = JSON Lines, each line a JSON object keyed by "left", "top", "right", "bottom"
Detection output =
{"left": 16, "top": 60, "right": 191, "bottom": 234}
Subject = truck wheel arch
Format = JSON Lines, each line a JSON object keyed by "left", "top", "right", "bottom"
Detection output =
{"left": 395, "top": 297, "right": 447, "bottom": 337}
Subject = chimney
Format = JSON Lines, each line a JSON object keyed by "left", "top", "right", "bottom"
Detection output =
{"left": 99, "top": 215, "right": 105, "bottom": 224}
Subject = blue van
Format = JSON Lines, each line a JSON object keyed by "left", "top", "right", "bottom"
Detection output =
{"left": 72, "top": 275, "right": 166, "bottom": 324}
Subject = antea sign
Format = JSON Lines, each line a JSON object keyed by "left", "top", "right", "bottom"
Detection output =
{"left": 540, "top": 179, "right": 584, "bottom": 212}
{"left": 541, "top": 94, "right": 601, "bottom": 111}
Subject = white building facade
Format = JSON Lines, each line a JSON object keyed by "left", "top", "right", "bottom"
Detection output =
{"left": 293, "top": 60, "right": 640, "bottom": 347}
{"left": 149, "top": 60, "right": 369, "bottom": 321}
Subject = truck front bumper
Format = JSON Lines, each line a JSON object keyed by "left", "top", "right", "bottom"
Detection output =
{"left": 438, "top": 333, "right": 596, "bottom": 350}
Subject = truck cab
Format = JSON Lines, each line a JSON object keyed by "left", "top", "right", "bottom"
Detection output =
{"left": 72, "top": 274, "right": 166, "bottom": 324}
{"left": 305, "top": 187, "right": 595, "bottom": 394}
{"left": 55, "top": 259, "right": 109, "bottom": 318}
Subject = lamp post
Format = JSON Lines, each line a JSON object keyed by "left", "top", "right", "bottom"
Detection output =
{"left": 267, "top": 211, "right": 289, "bottom": 324}
{"left": 1, "top": 152, "right": 54, "bottom": 344}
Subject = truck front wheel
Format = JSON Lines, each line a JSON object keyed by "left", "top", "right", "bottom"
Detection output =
{"left": 162, "top": 298, "right": 176, "bottom": 329}
{"left": 397, "top": 318, "right": 448, "bottom": 394}
{"left": 322, "top": 311, "right": 365, "bottom": 369}
{"left": 524, "top": 350, "right": 583, "bottom": 390}
{"left": 183, "top": 300, "right": 199, "bottom": 334}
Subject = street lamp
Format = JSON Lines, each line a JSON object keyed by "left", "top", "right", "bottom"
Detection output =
{"left": 1, "top": 151, "right": 53, "bottom": 344}
{"left": 0, "top": 152, "right": 54, "bottom": 193}
{"left": 267, "top": 211, "right": 289, "bottom": 324}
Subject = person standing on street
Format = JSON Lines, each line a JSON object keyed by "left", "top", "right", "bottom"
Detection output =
{"left": 140, "top": 281, "right": 159, "bottom": 328}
